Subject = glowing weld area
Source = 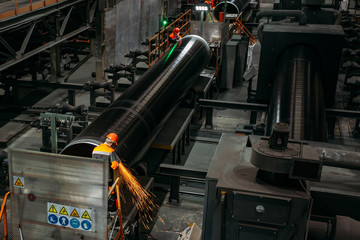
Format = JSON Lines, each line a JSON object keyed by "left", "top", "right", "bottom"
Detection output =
{"left": 118, "top": 162, "right": 162, "bottom": 230}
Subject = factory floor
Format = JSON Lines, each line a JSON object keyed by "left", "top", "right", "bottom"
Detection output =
{"left": 3, "top": 43, "right": 261, "bottom": 240}
{"left": 3, "top": 5, "right": 360, "bottom": 240}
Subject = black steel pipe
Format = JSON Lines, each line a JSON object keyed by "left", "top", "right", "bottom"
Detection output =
{"left": 317, "top": 148, "right": 360, "bottom": 171}
{"left": 325, "top": 108, "right": 360, "bottom": 119}
{"left": 61, "top": 35, "right": 210, "bottom": 166}
{"left": 266, "top": 44, "right": 327, "bottom": 141}
{"left": 198, "top": 99, "right": 269, "bottom": 112}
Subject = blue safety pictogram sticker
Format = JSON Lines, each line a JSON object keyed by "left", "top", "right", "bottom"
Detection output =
{"left": 81, "top": 220, "right": 92, "bottom": 231}
{"left": 48, "top": 214, "right": 58, "bottom": 224}
{"left": 59, "top": 216, "right": 69, "bottom": 226}
{"left": 70, "top": 218, "right": 80, "bottom": 229}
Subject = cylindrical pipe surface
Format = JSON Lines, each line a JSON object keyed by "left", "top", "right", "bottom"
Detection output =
{"left": 266, "top": 44, "right": 327, "bottom": 142}
{"left": 213, "top": 0, "right": 250, "bottom": 21}
{"left": 317, "top": 148, "right": 360, "bottom": 171}
{"left": 61, "top": 35, "right": 210, "bottom": 166}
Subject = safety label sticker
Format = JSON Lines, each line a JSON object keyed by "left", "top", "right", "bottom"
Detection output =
{"left": 13, "top": 176, "right": 24, "bottom": 188}
{"left": 47, "top": 202, "right": 94, "bottom": 231}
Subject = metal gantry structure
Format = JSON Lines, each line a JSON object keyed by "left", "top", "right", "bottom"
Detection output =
{"left": 0, "top": 0, "right": 97, "bottom": 80}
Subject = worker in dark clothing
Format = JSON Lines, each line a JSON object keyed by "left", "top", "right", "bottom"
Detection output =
{"left": 92, "top": 133, "right": 121, "bottom": 213}
{"left": 168, "top": 27, "right": 182, "bottom": 46}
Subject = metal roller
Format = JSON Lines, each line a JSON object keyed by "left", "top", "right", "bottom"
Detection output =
{"left": 213, "top": 0, "right": 250, "bottom": 21}
{"left": 266, "top": 44, "right": 327, "bottom": 141}
{"left": 61, "top": 35, "right": 210, "bottom": 166}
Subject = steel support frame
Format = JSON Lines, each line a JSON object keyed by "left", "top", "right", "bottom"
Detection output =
{"left": 159, "top": 164, "right": 208, "bottom": 179}
{"left": 160, "top": 163, "right": 207, "bottom": 205}
{"left": 0, "top": 78, "right": 85, "bottom": 90}
{"left": 199, "top": 99, "right": 269, "bottom": 128}
{"left": 0, "top": 0, "right": 95, "bottom": 72}
{"left": 199, "top": 99, "right": 360, "bottom": 127}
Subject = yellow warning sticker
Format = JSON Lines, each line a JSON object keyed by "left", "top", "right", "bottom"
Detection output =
{"left": 70, "top": 209, "right": 79, "bottom": 218}
{"left": 81, "top": 210, "right": 91, "bottom": 220}
{"left": 48, "top": 205, "right": 57, "bottom": 213}
{"left": 59, "top": 207, "right": 68, "bottom": 215}
{"left": 15, "top": 178, "right": 24, "bottom": 187}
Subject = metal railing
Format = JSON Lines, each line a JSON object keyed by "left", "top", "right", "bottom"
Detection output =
{"left": 148, "top": 9, "right": 191, "bottom": 67}
{"left": 232, "top": 12, "right": 257, "bottom": 45}
{"left": 0, "top": 0, "right": 64, "bottom": 20}
{"left": 0, "top": 192, "right": 10, "bottom": 240}
{"left": 107, "top": 178, "right": 124, "bottom": 240}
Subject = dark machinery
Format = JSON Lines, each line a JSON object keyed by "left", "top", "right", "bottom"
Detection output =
{"left": 85, "top": 80, "right": 117, "bottom": 109}
{"left": 105, "top": 64, "right": 136, "bottom": 86}
{"left": 61, "top": 35, "right": 210, "bottom": 168}
{"left": 255, "top": 18, "right": 344, "bottom": 140}
{"left": 202, "top": 6, "right": 360, "bottom": 240}
{"left": 272, "top": 0, "right": 341, "bottom": 25}
{"left": 34, "top": 103, "right": 88, "bottom": 153}
{"left": 213, "top": 0, "right": 251, "bottom": 21}
{"left": 203, "top": 131, "right": 360, "bottom": 240}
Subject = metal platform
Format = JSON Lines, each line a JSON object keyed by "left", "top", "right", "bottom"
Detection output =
{"left": 152, "top": 108, "right": 194, "bottom": 152}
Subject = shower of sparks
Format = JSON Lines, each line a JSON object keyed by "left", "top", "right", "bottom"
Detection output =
{"left": 117, "top": 161, "right": 161, "bottom": 228}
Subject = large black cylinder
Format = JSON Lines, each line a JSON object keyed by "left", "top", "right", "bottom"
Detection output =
{"left": 266, "top": 44, "right": 327, "bottom": 141}
{"left": 61, "top": 35, "right": 210, "bottom": 166}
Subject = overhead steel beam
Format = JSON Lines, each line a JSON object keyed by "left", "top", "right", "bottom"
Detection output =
{"left": 0, "top": 0, "right": 89, "bottom": 32}
{"left": 198, "top": 99, "right": 269, "bottom": 112}
{"left": 0, "top": 25, "right": 91, "bottom": 72}
{"left": 198, "top": 99, "right": 360, "bottom": 119}
{"left": 60, "top": 6, "right": 73, "bottom": 37}
{"left": 159, "top": 164, "right": 207, "bottom": 180}
{"left": 89, "top": 0, "right": 97, "bottom": 24}
{"left": 18, "top": 20, "right": 37, "bottom": 57}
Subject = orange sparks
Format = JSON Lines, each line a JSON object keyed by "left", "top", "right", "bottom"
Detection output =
{"left": 117, "top": 161, "right": 159, "bottom": 224}
{"left": 158, "top": 216, "right": 165, "bottom": 225}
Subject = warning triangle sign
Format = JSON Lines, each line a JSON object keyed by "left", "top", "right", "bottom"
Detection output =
{"left": 59, "top": 207, "right": 68, "bottom": 215}
{"left": 15, "top": 178, "right": 24, "bottom": 187}
{"left": 81, "top": 210, "right": 91, "bottom": 220}
{"left": 70, "top": 209, "right": 79, "bottom": 218}
{"left": 48, "top": 205, "right": 58, "bottom": 213}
